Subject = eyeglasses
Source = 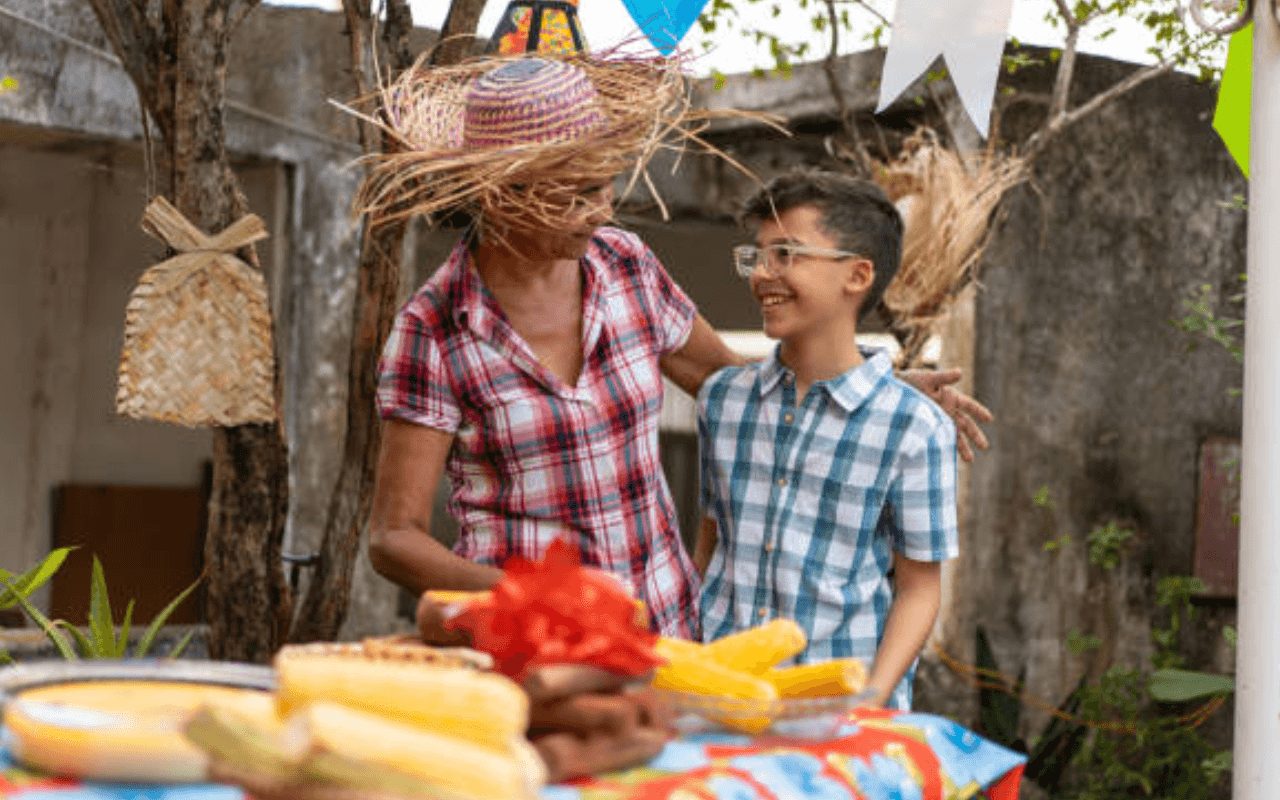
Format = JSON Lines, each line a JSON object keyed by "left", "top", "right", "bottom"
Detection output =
{"left": 732, "top": 243, "right": 863, "bottom": 279}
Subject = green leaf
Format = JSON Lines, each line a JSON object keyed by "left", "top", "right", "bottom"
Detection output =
{"left": 0, "top": 648, "right": 12, "bottom": 666}
{"left": 115, "top": 599, "right": 136, "bottom": 658}
{"left": 88, "top": 556, "right": 116, "bottom": 656}
{"left": 0, "top": 547, "right": 75, "bottom": 610}
{"left": 0, "top": 577, "right": 77, "bottom": 660}
{"left": 135, "top": 575, "right": 201, "bottom": 658}
{"left": 168, "top": 627, "right": 197, "bottom": 660}
{"left": 1032, "top": 485, "right": 1053, "bottom": 509}
{"left": 1149, "top": 669, "right": 1235, "bottom": 703}
{"left": 1223, "top": 625, "right": 1238, "bottom": 649}
{"left": 976, "top": 626, "right": 1023, "bottom": 749}
{"left": 54, "top": 620, "right": 97, "bottom": 659}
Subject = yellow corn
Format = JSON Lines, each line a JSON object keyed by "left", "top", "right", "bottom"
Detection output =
{"left": 701, "top": 619, "right": 807, "bottom": 673}
{"left": 654, "top": 636, "right": 706, "bottom": 662}
{"left": 274, "top": 653, "right": 527, "bottom": 752}
{"left": 763, "top": 659, "right": 868, "bottom": 698}
{"left": 288, "top": 702, "right": 537, "bottom": 800}
{"left": 654, "top": 655, "right": 778, "bottom": 734}
{"left": 424, "top": 589, "right": 488, "bottom": 606}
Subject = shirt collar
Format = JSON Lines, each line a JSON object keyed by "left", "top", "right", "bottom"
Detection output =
{"left": 758, "top": 344, "right": 894, "bottom": 413}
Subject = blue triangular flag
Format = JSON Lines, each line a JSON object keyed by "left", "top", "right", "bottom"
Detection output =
{"left": 619, "top": 0, "right": 710, "bottom": 54}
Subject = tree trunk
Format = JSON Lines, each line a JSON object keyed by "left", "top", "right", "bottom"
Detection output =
{"left": 290, "top": 0, "right": 479, "bottom": 641}
{"left": 86, "top": 0, "right": 291, "bottom": 662}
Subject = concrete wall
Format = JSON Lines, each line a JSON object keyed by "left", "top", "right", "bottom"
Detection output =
{"left": 957, "top": 55, "right": 1244, "bottom": 729}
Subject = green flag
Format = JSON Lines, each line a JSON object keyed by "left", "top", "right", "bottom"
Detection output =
{"left": 1214, "top": 24, "right": 1252, "bottom": 178}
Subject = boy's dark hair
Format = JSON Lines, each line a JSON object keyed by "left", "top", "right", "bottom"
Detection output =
{"left": 739, "top": 170, "right": 903, "bottom": 319}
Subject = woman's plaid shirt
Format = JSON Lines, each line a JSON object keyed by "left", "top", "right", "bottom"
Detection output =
{"left": 377, "top": 228, "right": 701, "bottom": 637}
{"left": 697, "top": 349, "right": 959, "bottom": 708}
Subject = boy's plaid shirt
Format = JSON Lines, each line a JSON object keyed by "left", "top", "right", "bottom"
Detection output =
{"left": 697, "top": 348, "right": 959, "bottom": 709}
{"left": 377, "top": 227, "right": 701, "bottom": 637}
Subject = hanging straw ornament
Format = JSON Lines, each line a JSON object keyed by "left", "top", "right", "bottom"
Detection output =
{"left": 116, "top": 196, "right": 276, "bottom": 427}
{"left": 876, "top": 132, "right": 1025, "bottom": 367}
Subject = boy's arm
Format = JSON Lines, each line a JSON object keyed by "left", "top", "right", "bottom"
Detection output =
{"left": 692, "top": 516, "right": 718, "bottom": 576}
{"left": 865, "top": 555, "right": 942, "bottom": 706}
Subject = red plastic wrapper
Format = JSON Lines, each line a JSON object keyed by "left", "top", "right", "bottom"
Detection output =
{"left": 445, "top": 539, "right": 663, "bottom": 680}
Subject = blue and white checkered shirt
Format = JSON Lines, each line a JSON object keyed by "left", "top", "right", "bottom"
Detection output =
{"left": 697, "top": 347, "right": 959, "bottom": 710}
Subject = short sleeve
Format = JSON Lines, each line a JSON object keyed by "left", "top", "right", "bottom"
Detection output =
{"left": 376, "top": 307, "right": 462, "bottom": 433}
{"left": 888, "top": 415, "right": 959, "bottom": 561}
{"left": 636, "top": 239, "right": 698, "bottom": 354}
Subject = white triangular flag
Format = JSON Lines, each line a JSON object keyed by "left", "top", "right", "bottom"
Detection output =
{"left": 876, "top": 0, "right": 1016, "bottom": 138}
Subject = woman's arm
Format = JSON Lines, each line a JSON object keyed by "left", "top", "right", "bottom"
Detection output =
{"left": 659, "top": 314, "right": 746, "bottom": 397}
{"left": 368, "top": 419, "right": 504, "bottom": 593}
{"left": 864, "top": 554, "right": 943, "bottom": 707}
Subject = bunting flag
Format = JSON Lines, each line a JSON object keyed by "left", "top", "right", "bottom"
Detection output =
{"left": 1214, "top": 24, "right": 1252, "bottom": 177}
{"left": 619, "top": 0, "right": 710, "bottom": 54}
{"left": 876, "top": 0, "right": 1016, "bottom": 138}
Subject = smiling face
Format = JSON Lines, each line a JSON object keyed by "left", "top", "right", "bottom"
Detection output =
{"left": 749, "top": 204, "right": 874, "bottom": 342}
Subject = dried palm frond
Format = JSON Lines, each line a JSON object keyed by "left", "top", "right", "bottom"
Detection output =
{"left": 877, "top": 132, "right": 1025, "bottom": 366}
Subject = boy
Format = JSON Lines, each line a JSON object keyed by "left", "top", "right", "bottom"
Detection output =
{"left": 693, "top": 170, "right": 958, "bottom": 710}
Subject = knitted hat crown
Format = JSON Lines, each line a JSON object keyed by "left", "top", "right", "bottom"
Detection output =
{"left": 463, "top": 58, "right": 605, "bottom": 149}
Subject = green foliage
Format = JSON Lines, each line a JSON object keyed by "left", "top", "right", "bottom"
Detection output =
{"left": 1067, "top": 629, "right": 1103, "bottom": 655}
{"left": 1067, "top": 668, "right": 1230, "bottom": 800}
{"left": 698, "top": 0, "right": 1224, "bottom": 101}
{"left": 1086, "top": 521, "right": 1134, "bottom": 570}
{"left": 1004, "top": 491, "right": 1235, "bottom": 795}
{"left": 1152, "top": 575, "right": 1205, "bottom": 668}
{"left": 0, "top": 548, "right": 76, "bottom": 663}
{"left": 1148, "top": 668, "right": 1235, "bottom": 702}
{"left": 1, "top": 552, "right": 200, "bottom": 661}
{"left": 1175, "top": 281, "right": 1245, "bottom": 365}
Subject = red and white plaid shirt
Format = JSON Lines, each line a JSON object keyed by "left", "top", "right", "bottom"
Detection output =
{"left": 377, "top": 227, "right": 701, "bottom": 637}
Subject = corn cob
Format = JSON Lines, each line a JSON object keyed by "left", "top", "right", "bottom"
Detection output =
{"left": 288, "top": 702, "right": 538, "bottom": 800}
{"left": 701, "top": 619, "right": 807, "bottom": 673}
{"left": 654, "top": 655, "right": 777, "bottom": 734}
{"left": 763, "top": 658, "right": 868, "bottom": 698}
{"left": 654, "top": 636, "right": 705, "bottom": 662}
{"left": 274, "top": 653, "right": 527, "bottom": 752}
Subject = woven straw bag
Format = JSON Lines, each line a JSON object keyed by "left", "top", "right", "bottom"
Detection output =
{"left": 116, "top": 196, "right": 276, "bottom": 427}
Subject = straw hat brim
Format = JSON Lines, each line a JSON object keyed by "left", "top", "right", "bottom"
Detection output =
{"left": 353, "top": 53, "right": 711, "bottom": 232}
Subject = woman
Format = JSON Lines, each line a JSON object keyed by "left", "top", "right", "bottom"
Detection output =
{"left": 363, "top": 56, "right": 988, "bottom": 638}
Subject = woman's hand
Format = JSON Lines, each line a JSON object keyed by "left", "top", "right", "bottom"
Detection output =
{"left": 898, "top": 368, "right": 993, "bottom": 462}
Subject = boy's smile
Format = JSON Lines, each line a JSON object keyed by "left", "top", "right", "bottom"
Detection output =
{"left": 749, "top": 206, "right": 869, "bottom": 342}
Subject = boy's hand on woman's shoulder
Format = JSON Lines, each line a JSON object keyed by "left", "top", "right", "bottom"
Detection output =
{"left": 898, "top": 368, "right": 993, "bottom": 463}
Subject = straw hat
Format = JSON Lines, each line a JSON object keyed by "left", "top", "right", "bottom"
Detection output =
{"left": 354, "top": 53, "right": 722, "bottom": 232}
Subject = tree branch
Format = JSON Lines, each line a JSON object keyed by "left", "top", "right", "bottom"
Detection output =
{"left": 1048, "top": 23, "right": 1080, "bottom": 121}
{"left": 383, "top": 0, "right": 415, "bottom": 72}
{"left": 228, "top": 0, "right": 261, "bottom": 37}
{"left": 1024, "top": 61, "right": 1173, "bottom": 161}
{"left": 430, "top": 0, "right": 485, "bottom": 66}
{"left": 820, "top": 0, "right": 873, "bottom": 175}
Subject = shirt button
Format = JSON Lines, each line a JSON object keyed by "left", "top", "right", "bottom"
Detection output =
{"left": 758, "top": 608, "right": 768, "bottom": 619}
{"left": 783, "top": 412, "right": 794, "bottom": 424}
{"left": 776, "top": 477, "right": 787, "bottom": 487}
